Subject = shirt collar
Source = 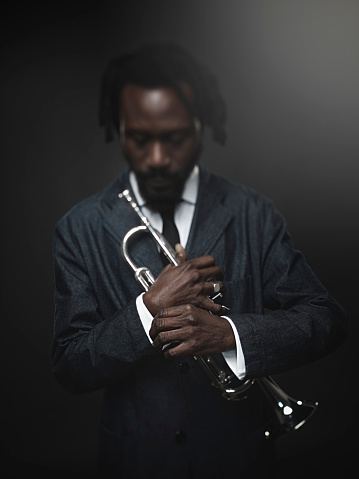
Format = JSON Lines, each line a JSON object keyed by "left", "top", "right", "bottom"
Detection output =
{"left": 129, "top": 165, "right": 199, "bottom": 208}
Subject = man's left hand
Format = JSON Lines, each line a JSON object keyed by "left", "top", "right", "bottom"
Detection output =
{"left": 149, "top": 304, "right": 235, "bottom": 358}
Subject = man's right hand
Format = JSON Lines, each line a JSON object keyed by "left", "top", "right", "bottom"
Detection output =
{"left": 143, "top": 246, "right": 224, "bottom": 317}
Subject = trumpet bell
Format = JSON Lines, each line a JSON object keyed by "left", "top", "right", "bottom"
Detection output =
{"left": 258, "top": 377, "right": 319, "bottom": 438}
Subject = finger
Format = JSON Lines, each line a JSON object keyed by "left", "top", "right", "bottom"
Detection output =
{"left": 149, "top": 307, "right": 179, "bottom": 338}
{"left": 182, "top": 264, "right": 223, "bottom": 283}
{"left": 175, "top": 244, "right": 186, "bottom": 264}
{"left": 200, "top": 265, "right": 224, "bottom": 282}
{"left": 203, "top": 281, "right": 223, "bottom": 296}
{"left": 156, "top": 305, "right": 188, "bottom": 318}
{"left": 163, "top": 340, "right": 190, "bottom": 359}
{"left": 162, "top": 333, "right": 205, "bottom": 358}
{"left": 215, "top": 304, "right": 231, "bottom": 316}
{"left": 150, "top": 305, "right": 192, "bottom": 337}
{"left": 187, "top": 254, "right": 216, "bottom": 269}
{"left": 153, "top": 304, "right": 199, "bottom": 329}
{"left": 151, "top": 315, "right": 184, "bottom": 335}
{"left": 153, "top": 327, "right": 186, "bottom": 350}
{"left": 201, "top": 297, "right": 225, "bottom": 315}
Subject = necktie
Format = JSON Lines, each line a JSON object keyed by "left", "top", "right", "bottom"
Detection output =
{"left": 160, "top": 207, "right": 180, "bottom": 264}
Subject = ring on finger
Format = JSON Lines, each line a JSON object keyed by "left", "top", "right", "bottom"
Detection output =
{"left": 212, "top": 282, "right": 221, "bottom": 294}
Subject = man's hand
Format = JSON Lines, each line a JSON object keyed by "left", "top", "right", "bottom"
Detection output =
{"left": 143, "top": 247, "right": 225, "bottom": 317}
{"left": 149, "top": 304, "right": 235, "bottom": 358}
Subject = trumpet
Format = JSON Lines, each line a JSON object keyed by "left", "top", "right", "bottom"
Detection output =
{"left": 118, "top": 189, "right": 318, "bottom": 437}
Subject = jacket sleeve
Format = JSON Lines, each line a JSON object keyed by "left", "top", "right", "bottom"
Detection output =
{"left": 51, "top": 220, "right": 158, "bottom": 394}
{"left": 232, "top": 201, "right": 348, "bottom": 378}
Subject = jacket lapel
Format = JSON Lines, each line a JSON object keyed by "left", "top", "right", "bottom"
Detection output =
{"left": 186, "top": 165, "right": 233, "bottom": 259}
{"left": 102, "top": 170, "right": 164, "bottom": 278}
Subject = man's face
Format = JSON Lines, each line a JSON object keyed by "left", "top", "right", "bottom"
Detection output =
{"left": 120, "top": 84, "right": 201, "bottom": 212}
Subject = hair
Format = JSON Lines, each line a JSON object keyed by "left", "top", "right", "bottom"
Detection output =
{"left": 98, "top": 42, "right": 227, "bottom": 145}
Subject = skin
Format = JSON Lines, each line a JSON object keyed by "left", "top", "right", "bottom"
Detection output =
{"left": 120, "top": 84, "right": 235, "bottom": 358}
{"left": 120, "top": 83, "right": 200, "bottom": 210}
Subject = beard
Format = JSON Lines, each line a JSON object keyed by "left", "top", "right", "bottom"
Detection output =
{"left": 123, "top": 145, "right": 201, "bottom": 214}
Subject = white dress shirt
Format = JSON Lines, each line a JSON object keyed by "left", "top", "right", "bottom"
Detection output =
{"left": 129, "top": 166, "right": 246, "bottom": 380}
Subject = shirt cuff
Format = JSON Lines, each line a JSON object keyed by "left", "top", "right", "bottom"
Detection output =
{"left": 136, "top": 293, "right": 154, "bottom": 345}
{"left": 221, "top": 316, "right": 246, "bottom": 380}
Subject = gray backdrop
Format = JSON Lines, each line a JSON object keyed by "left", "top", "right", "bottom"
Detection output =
{"left": 1, "top": 1, "right": 358, "bottom": 477}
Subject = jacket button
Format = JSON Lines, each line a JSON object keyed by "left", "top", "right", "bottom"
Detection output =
{"left": 175, "top": 430, "right": 187, "bottom": 444}
{"left": 179, "top": 362, "right": 190, "bottom": 374}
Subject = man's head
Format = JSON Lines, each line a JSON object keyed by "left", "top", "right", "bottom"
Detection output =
{"left": 99, "top": 43, "right": 227, "bottom": 210}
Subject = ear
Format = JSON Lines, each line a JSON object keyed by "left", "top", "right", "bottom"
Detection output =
{"left": 193, "top": 117, "right": 202, "bottom": 144}
{"left": 119, "top": 117, "right": 126, "bottom": 145}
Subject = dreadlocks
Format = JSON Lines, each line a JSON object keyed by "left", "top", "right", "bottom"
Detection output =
{"left": 98, "top": 43, "right": 227, "bottom": 145}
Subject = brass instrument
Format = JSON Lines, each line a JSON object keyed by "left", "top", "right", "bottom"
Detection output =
{"left": 118, "top": 189, "right": 318, "bottom": 437}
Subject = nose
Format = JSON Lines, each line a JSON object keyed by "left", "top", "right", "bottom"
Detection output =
{"left": 147, "top": 140, "right": 169, "bottom": 169}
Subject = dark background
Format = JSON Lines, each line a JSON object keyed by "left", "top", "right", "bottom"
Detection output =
{"left": 1, "top": 1, "right": 358, "bottom": 477}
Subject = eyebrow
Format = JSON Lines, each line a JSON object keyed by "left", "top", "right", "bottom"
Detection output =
{"left": 125, "top": 126, "right": 194, "bottom": 134}
{"left": 119, "top": 118, "right": 201, "bottom": 141}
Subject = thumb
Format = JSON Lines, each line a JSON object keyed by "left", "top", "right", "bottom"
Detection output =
{"left": 175, "top": 243, "right": 187, "bottom": 264}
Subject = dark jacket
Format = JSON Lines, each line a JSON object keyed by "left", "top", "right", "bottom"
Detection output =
{"left": 52, "top": 165, "right": 347, "bottom": 478}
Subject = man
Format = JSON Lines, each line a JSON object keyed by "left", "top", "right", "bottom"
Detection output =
{"left": 52, "top": 43, "right": 347, "bottom": 478}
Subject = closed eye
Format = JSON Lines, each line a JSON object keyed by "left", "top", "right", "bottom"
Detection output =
{"left": 126, "top": 131, "right": 151, "bottom": 147}
{"left": 162, "top": 128, "right": 195, "bottom": 147}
